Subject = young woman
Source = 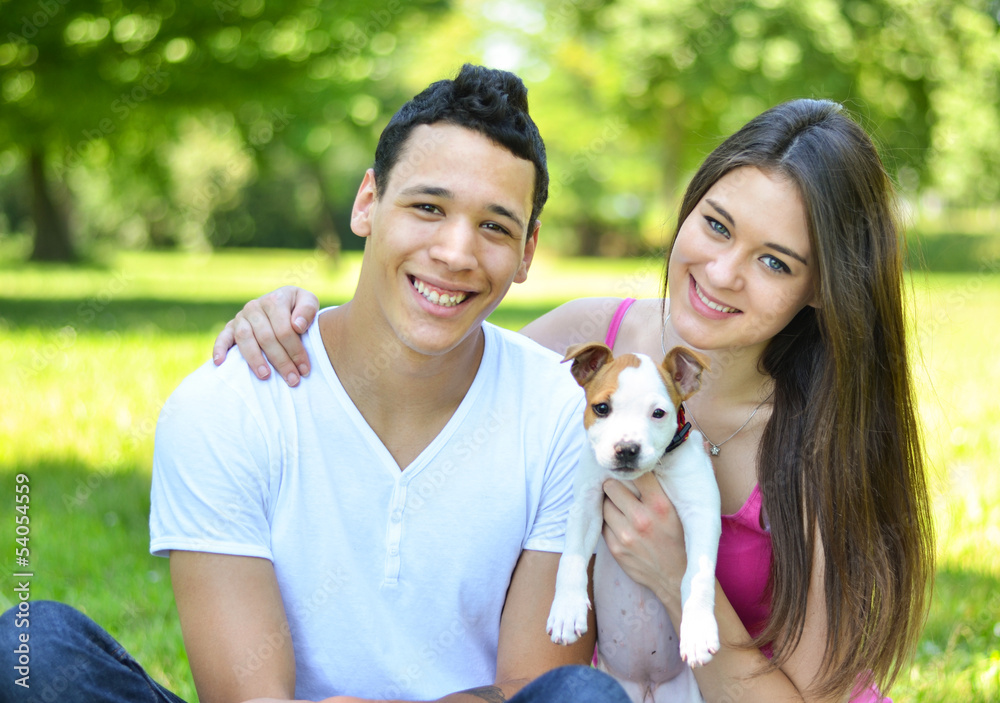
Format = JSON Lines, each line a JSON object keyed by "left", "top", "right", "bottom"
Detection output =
{"left": 213, "top": 99, "right": 934, "bottom": 702}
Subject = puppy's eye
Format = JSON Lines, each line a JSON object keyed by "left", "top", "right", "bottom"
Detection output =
{"left": 652, "top": 409, "right": 666, "bottom": 419}
{"left": 593, "top": 402, "right": 610, "bottom": 417}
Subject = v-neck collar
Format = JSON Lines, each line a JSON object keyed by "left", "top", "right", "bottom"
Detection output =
{"left": 306, "top": 311, "right": 493, "bottom": 480}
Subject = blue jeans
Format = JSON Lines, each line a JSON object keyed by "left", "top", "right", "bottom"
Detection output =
{"left": 510, "top": 665, "right": 631, "bottom": 702}
{"left": 0, "top": 601, "right": 185, "bottom": 703}
{"left": 2, "top": 601, "right": 629, "bottom": 703}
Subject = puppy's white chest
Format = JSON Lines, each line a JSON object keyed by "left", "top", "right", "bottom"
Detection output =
{"left": 593, "top": 538, "right": 686, "bottom": 683}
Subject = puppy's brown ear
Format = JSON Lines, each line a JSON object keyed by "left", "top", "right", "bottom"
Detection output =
{"left": 662, "top": 346, "right": 711, "bottom": 400}
{"left": 563, "top": 342, "right": 613, "bottom": 388}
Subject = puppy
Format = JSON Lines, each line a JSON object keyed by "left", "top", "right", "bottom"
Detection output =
{"left": 547, "top": 342, "right": 721, "bottom": 700}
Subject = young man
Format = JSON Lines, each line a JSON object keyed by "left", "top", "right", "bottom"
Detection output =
{"left": 148, "top": 65, "right": 622, "bottom": 703}
{"left": 0, "top": 65, "right": 631, "bottom": 703}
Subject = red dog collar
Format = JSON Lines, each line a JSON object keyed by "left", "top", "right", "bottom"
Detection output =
{"left": 665, "top": 405, "right": 692, "bottom": 454}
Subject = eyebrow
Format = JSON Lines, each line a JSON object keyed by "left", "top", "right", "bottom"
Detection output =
{"left": 487, "top": 204, "right": 526, "bottom": 234}
{"left": 705, "top": 198, "right": 736, "bottom": 228}
{"left": 399, "top": 185, "right": 526, "bottom": 233}
{"left": 705, "top": 197, "right": 809, "bottom": 266}
{"left": 400, "top": 185, "right": 453, "bottom": 199}
{"left": 766, "top": 242, "right": 809, "bottom": 266}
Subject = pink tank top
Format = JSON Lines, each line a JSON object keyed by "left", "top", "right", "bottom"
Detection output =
{"left": 601, "top": 299, "right": 887, "bottom": 702}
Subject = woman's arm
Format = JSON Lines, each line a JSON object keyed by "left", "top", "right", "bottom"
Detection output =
{"left": 520, "top": 297, "right": 624, "bottom": 355}
{"left": 213, "top": 289, "right": 624, "bottom": 385}
{"left": 602, "top": 473, "right": 847, "bottom": 703}
{"left": 212, "top": 286, "right": 320, "bottom": 386}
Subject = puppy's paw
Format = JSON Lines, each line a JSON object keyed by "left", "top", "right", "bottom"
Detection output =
{"left": 679, "top": 607, "right": 719, "bottom": 668}
{"left": 546, "top": 590, "right": 591, "bottom": 645}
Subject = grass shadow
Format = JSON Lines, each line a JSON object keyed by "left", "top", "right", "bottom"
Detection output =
{"left": 0, "top": 297, "right": 254, "bottom": 334}
{"left": 907, "top": 232, "right": 1000, "bottom": 273}
{"left": 0, "top": 296, "right": 559, "bottom": 335}
{"left": 0, "top": 459, "right": 194, "bottom": 699}
{"left": 921, "top": 565, "right": 1000, "bottom": 658}
{"left": 898, "top": 564, "right": 1000, "bottom": 700}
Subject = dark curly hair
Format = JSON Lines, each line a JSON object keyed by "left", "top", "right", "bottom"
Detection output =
{"left": 373, "top": 63, "right": 548, "bottom": 230}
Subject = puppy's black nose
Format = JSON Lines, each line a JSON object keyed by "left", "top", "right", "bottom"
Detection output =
{"left": 614, "top": 442, "right": 641, "bottom": 460}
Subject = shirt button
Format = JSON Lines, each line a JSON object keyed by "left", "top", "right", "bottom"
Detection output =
{"left": 391, "top": 510, "right": 403, "bottom": 522}
{"left": 389, "top": 545, "right": 399, "bottom": 556}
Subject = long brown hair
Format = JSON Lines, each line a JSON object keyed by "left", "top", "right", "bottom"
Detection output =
{"left": 663, "top": 99, "right": 934, "bottom": 698}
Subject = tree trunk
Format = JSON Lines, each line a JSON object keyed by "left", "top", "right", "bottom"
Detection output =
{"left": 309, "top": 163, "right": 341, "bottom": 264}
{"left": 576, "top": 219, "right": 603, "bottom": 256}
{"left": 661, "top": 102, "right": 685, "bottom": 210}
{"left": 28, "top": 147, "right": 75, "bottom": 262}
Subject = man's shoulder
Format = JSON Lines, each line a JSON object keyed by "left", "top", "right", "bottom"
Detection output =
{"left": 484, "top": 321, "right": 564, "bottom": 364}
{"left": 482, "top": 323, "right": 582, "bottom": 403}
{"left": 484, "top": 323, "right": 571, "bottom": 378}
{"left": 168, "top": 349, "right": 262, "bottom": 406}
{"left": 161, "top": 342, "right": 299, "bottom": 434}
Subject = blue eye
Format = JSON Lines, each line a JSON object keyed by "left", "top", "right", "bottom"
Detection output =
{"left": 706, "top": 217, "right": 729, "bottom": 237}
{"left": 762, "top": 255, "right": 790, "bottom": 274}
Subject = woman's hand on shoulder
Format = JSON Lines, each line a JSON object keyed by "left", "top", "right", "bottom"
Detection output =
{"left": 519, "top": 297, "right": 625, "bottom": 355}
{"left": 212, "top": 286, "right": 319, "bottom": 386}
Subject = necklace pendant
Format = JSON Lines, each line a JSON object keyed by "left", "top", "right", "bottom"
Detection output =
{"left": 709, "top": 444, "right": 721, "bottom": 457}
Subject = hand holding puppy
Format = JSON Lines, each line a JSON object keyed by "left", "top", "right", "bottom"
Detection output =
{"left": 601, "top": 472, "right": 688, "bottom": 610}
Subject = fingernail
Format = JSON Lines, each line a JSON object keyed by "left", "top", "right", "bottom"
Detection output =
{"left": 286, "top": 372, "right": 300, "bottom": 386}
{"left": 257, "top": 365, "right": 270, "bottom": 378}
{"left": 295, "top": 316, "right": 307, "bottom": 330}
{"left": 298, "top": 364, "right": 309, "bottom": 376}
{"left": 213, "top": 352, "right": 221, "bottom": 364}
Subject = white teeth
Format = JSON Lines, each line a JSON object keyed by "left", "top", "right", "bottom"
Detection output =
{"left": 413, "top": 278, "right": 468, "bottom": 307}
{"left": 695, "top": 282, "right": 739, "bottom": 313}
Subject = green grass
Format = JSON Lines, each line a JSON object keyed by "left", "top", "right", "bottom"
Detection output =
{"left": 1, "top": 249, "right": 997, "bottom": 701}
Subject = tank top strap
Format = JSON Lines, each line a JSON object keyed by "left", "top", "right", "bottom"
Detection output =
{"left": 604, "top": 298, "right": 637, "bottom": 349}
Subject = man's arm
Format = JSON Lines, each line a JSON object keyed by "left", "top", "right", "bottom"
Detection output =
{"left": 490, "top": 549, "right": 596, "bottom": 699}
{"left": 171, "top": 551, "right": 296, "bottom": 703}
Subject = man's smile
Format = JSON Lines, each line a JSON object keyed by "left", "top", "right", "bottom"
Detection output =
{"left": 410, "top": 276, "right": 472, "bottom": 308}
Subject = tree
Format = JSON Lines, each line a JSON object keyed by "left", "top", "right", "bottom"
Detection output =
{"left": 575, "top": 0, "right": 1000, "bottom": 204}
{"left": 409, "top": 0, "right": 999, "bottom": 254}
{"left": 0, "top": 0, "right": 444, "bottom": 261}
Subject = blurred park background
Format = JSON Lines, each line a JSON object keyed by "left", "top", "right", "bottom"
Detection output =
{"left": 1, "top": 0, "right": 998, "bottom": 700}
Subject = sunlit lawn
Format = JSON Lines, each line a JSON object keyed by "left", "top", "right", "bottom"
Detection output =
{"left": 1, "top": 249, "right": 997, "bottom": 701}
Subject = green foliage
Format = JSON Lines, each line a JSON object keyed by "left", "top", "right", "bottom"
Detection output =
{"left": 549, "top": 0, "right": 1000, "bottom": 203}
{"left": 1, "top": 0, "right": 998, "bottom": 258}
{"left": 382, "top": 0, "right": 1000, "bottom": 254}
{"left": 0, "top": 0, "right": 447, "bottom": 257}
{"left": 0, "top": 250, "right": 998, "bottom": 700}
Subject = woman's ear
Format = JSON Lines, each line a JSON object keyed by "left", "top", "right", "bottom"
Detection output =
{"left": 808, "top": 286, "right": 823, "bottom": 309}
{"left": 350, "top": 169, "right": 378, "bottom": 238}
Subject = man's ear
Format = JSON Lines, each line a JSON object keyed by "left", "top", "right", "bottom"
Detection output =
{"left": 513, "top": 221, "right": 539, "bottom": 284}
{"left": 350, "top": 169, "right": 378, "bottom": 238}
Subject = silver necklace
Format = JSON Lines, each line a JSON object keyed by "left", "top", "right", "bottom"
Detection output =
{"left": 660, "top": 312, "right": 772, "bottom": 457}
{"left": 687, "top": 396, "right": 771, "bottom": 456}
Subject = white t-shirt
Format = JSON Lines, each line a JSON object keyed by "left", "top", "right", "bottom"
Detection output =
{"left": 150, "top": 316, "right": 586, "bottom": 700}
